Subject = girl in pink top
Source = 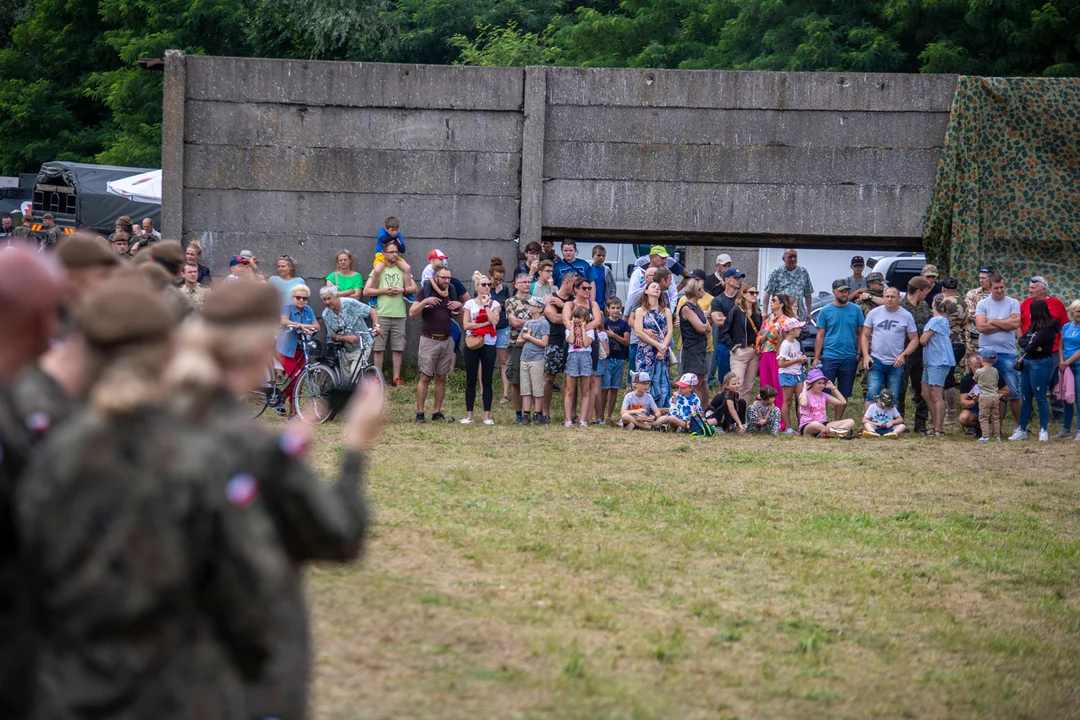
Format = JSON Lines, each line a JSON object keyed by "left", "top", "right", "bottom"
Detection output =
{"left": 798, "top": 368, "right": 857, "bottom": 438}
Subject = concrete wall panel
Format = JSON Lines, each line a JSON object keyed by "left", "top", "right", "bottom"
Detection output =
{"left": 547, "top": 67, "right": 957, "bottom": 112}
{"left": 546, "top": 106, "right": 949, "bottom": 149}
{"left": 185, "top": 146, "right": 520, "bottom": 196}
{"left": 185, "top": 102, "right": 523, "bottom": 153}
{"left": 186, "top": 56, "right": 524, "bottom": 111}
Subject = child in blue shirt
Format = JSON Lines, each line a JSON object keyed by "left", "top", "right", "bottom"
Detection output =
{"left": 601, "top": 298, "right": 631, "bottom": 423}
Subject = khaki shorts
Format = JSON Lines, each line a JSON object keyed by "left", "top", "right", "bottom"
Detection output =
{"left": 520, "top": 359, "right": 546, "bottom": 397}
{"left": 373, "top": 316, "right": 406, "bottom": 352}
{"left": 418, "top": 335, "right": 454, "bottom": 377}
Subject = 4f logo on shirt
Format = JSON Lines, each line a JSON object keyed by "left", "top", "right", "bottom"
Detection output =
{"left": 875, "top": 319, "right": 903, "bottom": 331}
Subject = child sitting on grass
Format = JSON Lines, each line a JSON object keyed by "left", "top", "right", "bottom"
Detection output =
{"left": 861, "top": 389, "right": 906, "bottom": 438}
{"left": 620, "top": 371, "right": 669, "bottom": 430}
{"left": 668, "top": 373, "right": 706, "bottom": 433}
{"left": 707, "top": 372, "right": 747, "bottom": 434}
{"left": 798, "top": 368, "right": 856, "bottom": 438}
{"left": 747, "top": 385, "right": 782, "bottom": 435}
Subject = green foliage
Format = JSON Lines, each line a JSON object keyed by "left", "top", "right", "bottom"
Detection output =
{"left": 1, "top": 0, "right": 1077, "bottom": 174}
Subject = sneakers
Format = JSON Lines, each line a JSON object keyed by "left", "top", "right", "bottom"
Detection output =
{"left": 537, "top": 414, "right": 551, "bottom": 425}
{"left": 884, "top": 431, "right": 899, "bottom": 439}
{"left": 522, "top": 414, "right": 532, "bottom": 426}
{"left": 432, "top": 411, "right": 452, "bottom": 423}
{"left": 564, "top": 421, "right": 574, "bottom": 427}
{"left": 1038, "top": 429, "right": 1049, "bottom": 442}
{"left": 460, "top": 417, "right": 473, "bottom": 425}
{"left": 1052, "top": 430, "right": 1072, "bottom": 439}
{"left": 500, "top": 396, "right": 510, "bottom": 405}
{"left": 415, "top": 412, "right": 425, "bottom": 423}
{"left": 977, "top": 437, "right": 990, "bottom": 443}
{"left": 391, "top": 377, "right": 405, "bottom": 388}
{"left": 483, "top": 418, "right": 495, "bottom": 425}
{"left": 514, "top": 415, "right": 524, "bottom": 425}
{"left": 1007, "top": 428, "right": 1028, "bottom": 441}
{"left": 578, "top": 421, "right": 588, "bottom": 428}
{"left": 861, "top": 430, "right": 880, "bottom": 440}
{"left": 784, "top": 428, "right": 798, "bottom": 436}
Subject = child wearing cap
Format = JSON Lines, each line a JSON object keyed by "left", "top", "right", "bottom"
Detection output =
{"left": 707, "top": 371, "right": 746, "bottom": 434}
{"left": 861, "top": 389, "right": 906, "bottom": 439}
{"left": 517, "top": 297, "right": 551, "bottom": 425}
{"left": 777, "top": 317, "right": 807, "bottom": 434}
{"left": 975, "top": 348, "right": 1002, "bottom": 442}
{"left": 668, "top": 373, "right": 706, "bottom": 433}
{"left": 621, "top": 371, "right": 668, "bottom": 430}
{"left": 747, "top": 385, "right": 782, "bottom": 435}
{"left": 798, "top": 368, "right": 856, "bottom": 438}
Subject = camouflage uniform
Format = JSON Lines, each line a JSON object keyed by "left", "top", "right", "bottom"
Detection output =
{"left": 198, "top": 389, "right": 370, "bottom": 720}
{"left": 17, "top": 408, "right": 288, "bottom": 719}
{"left": 899, "top": 297, "right": 931, "bottom": 431}
{"left": 963, "top": 287, "right": 991, "bottom": 362}
{"left": 11, "top": 225, "right": 36, "bottom": 242}
{"left": 13, "top": 366, "right": 79, "bottom": 446}
{"left": 40, "top": 226, "right": 63, "bottom": 253}
{"left": 0, "top": 385, "right": 36, "bottom": 718}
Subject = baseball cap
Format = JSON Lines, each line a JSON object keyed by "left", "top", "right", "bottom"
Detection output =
{"left": 832, "top": 279, "right": 851, "bottom": 291}
{"left": 676, "top": 373, "right": 698, "bottom": 388}
{"left": 722, "top": 267, "right": 746, "bottom": 279}
{"left": 979, "top": 347, "right": 998, "bottom": 360}
{"left": 229, "top": 255, "right": 251, "bottom": 267}
{"left": 689, "top": 269, "right": 708, "bottom": 280}
{"left": 648, "top": 245, "right": 670, "bottom": 258}
{"left": 921, "top": 264, "right": 939, "bottom": 276}
{"left": 780, "top": 317, "right": 806, "bottom": 333}
{"left": 527, "top": 295, "right": 546, "bottom": 307}
{"left": 978, "top": 266, "right": 994, "bottom": 274}
{"left": 876, "top": 389, "right": 896, "bottom": 406}
{"left": 239, "top": 250, "right": 255, "bottom": 261}
{"left": 850, "top": 255, "right": 865, "bottom": 266}
{"left": 806, "top": 368, "right": 826, "bottom": 385}
{"left": 428, "top": 248, "right": 448, "bottom": 261}
{"left": 866, "top": 271, "right": 885, "bottom": 284}
{"left": 716, "top": 253, "right": 732, "bottom": 266}
{"left": 941, "top": 277, "right": 958, "bottom": 290}
{"left": 631, "top": 371, "right": 652, "bottom": 384}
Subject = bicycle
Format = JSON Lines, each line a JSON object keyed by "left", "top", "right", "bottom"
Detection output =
{"left": 313, "top": 334, "right": 385, "bottom": 422}
{"left": 244, "top": 324, "right": 339, "bottom": 423}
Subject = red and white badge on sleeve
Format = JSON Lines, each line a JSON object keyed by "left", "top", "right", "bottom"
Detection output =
{"left": 225, "top": 473, "right": 259, "bottom": 507}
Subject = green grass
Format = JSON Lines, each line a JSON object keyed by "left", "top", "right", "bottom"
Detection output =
{"left": 296, "top": 371, "right": 1080, "bottom": 720}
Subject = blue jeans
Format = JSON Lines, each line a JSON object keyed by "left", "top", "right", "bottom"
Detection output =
{"left": 866, "top": 357, "right": 904, "bottom": 404}
{"left": 820, "top": 355, "right": 858, "bottom": 399}
{"left": 1019, "top": 356, "right": 1054, "bottom": 432}
{"left": 1063, "top": 364, "right": 1080, "bottom": 431}
{"left": 713, "top": 343, "right": 731, "bottom": 385}
{"left": 992, "top": 353, "right": 1021, "bottom": 400}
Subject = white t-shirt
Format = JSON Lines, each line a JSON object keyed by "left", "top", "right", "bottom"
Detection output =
{"left": 863, "top": 305, "right": 917, "bottom": 363}
{"left": 863, "top": 403, "right": 901, "bottom": 425}
{"left": 463, "top": 298, "right": 501, "bottom": 346}
{"left": 567, "top": 327, "right": 596, "bottom": 353}
{"left": 778, "top": 338, "right": 804, "bottom": 376}
{"left": 975, "top": 295, "right": 1021, "bottom": 355}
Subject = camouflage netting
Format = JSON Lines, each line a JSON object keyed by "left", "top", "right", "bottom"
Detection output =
{"left": 923, "top": 76, "right": 1080, "bottom": 300}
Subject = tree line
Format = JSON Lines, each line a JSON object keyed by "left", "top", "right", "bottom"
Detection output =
{"left": 2, "top": 0, "right": 1077, "bottom": 175}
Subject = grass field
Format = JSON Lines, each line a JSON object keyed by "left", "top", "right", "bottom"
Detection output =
{"left": 294, "top": 371, "right": 1080, "bottom": 720}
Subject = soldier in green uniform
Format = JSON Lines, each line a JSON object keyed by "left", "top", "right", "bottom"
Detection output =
{"left": 11, "top": 213, "right": 37, "bottom": 243}
{"left": 166, "top": 281, "right": 385, "bottom": 720}
{"left": 0, "top": 247, "right": 66, "bottom": 719}
{"left": 39, "top": 213, "right": 64, "bottom": 252}
{"left": 964, "top": 266, "right": 993, "bottom": 364}
{"left": 18, "top": 281, "right": 290, "bottom": 719}
{"left": 939, "top": 277, "right": 969, "bottom": 424}
{"left": 899, "top": 276, "right": 933, "bottom": 433}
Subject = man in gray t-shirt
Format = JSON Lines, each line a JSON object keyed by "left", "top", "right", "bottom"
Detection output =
{"left": 974, "top": 274, "right": 1022, "bottom": 421}
{"left": 859, "top": 287, "right": 918, "bottom": 404}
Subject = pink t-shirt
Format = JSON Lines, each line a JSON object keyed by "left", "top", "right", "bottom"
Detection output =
{"left": 799, "top": 389, "right": 828, "bottom": 428}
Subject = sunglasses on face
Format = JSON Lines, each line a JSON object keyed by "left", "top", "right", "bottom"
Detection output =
{"left": 294, "top": 296, "right": 309, "bottom": 301}
{"left": 477, "top": 282, "right": 491, "bottom": 288}
{"left": 746, "top": 291, "right": 759, "bottom": 295}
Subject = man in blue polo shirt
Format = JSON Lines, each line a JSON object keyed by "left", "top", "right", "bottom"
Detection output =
{"left": 813, "top": 278, "right": 865, "bottom": 420}
{"left": 552, "top": 239, "right": 591, "bottom": 287}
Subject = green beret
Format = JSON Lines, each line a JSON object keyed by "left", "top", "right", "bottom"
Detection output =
{"left": 77, "top": 282, "right": 173, "bottom": 346}
{"left": 56, "top": 235, "right": 119, "bottom": 269}
{"left": 202, "top": 281, "right": 282, "bottom": 325}
{"left": 150, "top": 241, "right": 185, "bottom": 273}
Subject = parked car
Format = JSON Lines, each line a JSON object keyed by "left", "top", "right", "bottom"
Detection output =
{"left": 867, "top": 253, "right": 927, "bottom": 292}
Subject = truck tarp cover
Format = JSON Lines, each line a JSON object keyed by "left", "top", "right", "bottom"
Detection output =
{"left": 36, "top": 161, "right": 161, "bottom": 233}
{"left": 922, "top": 77, "right": 1080, "bottom": 300}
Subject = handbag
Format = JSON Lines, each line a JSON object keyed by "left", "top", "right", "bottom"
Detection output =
{"left": 1014, "top": 352, "right": 1026, "bottom": 372}
{"left": 465, "top": 333, "right": 485, "bottom": 350}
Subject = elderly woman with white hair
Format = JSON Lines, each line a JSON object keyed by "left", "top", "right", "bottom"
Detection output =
{"left": 320, "top": 284, "right": 380, "bottom": 377}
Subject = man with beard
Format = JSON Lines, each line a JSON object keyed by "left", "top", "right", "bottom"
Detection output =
{"left": 411, "top": 265, "right": 462, "bottom": 423}
{"left": 813, "top": 279, "right": 865, "bottom": 421}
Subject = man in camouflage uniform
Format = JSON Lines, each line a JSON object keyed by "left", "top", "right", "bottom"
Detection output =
{"left": 939, "top": 277, "right": 968, "bottom": 424}
{"left": 964, "top": 266, "right": 993, "bottom": 363}
{"left": 11, "top": 213, "right": 37, "bottom": 243}
{"left": 39, "top": 213, "right": 64, "bottom": 252}
{"left": 18, "top": 282, "right": 289, "bottom": 719}
{"left": 856, "top": 272, "right": 886, "bottom": 400}
{"left": 899, "top": 276, "right": 932, "bottom": 433}
{"left": 0, "top": 247, "right": 65, "bottom": 718}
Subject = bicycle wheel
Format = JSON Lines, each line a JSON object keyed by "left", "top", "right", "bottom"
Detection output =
{"left": 242, "top": 388, "right": 269, "bottom": 419}
{"left": 293, "top": 364, "right": 336, "bottom": 424}
{"left": 357, "top": 364, "right": 385, "bottom": 394}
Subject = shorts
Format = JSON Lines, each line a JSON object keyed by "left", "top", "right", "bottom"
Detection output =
{"left": 921, "top": 364, "right": 952, "bottom": 387}
{"left": 418, "top": 335, "right": 454, "bottom": 377}
{"left": 544, "top": 342, "right": 568, "bottom": 375}
{"left": 496, "top": 326, "right": 511, "bottom": 349}
{"left": 866, "top": 425, "right": 890, "bottom": 436}
{"left": 507, "top": 345, "right": 523, "bottom": 384}
{"left": 566, "top": 350, "right": 593, "bottom": 377}
{"left": 779, "top": 371, "right": 804, "bottom": 387}
{"left": 992, "top": 353, "right": 1021, "bottom": 400}
{"left": 798, "top": 423, "right": 820, "bottom": 436}
{"left": 601, "top": 358, "right": 626, "bottom": 389}
{"left": 520, "top": 359, "right": 545, "bottom": 397}
{"left": 372, "top": 316, "right": 406, "bottom": 352}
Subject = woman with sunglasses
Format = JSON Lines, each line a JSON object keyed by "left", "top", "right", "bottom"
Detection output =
{"left": 269, "top": 255, "right": 306, "bottom": 305}
{"left": 725, "top": 284, "right": 763, "bottom": 404}
{"left": 461, "top": 272, "right": 502, "bottom": 425}
{"left": 326, "top": 250, "right": 365, "bottom": 301}
{"left": 277, "top": 285, "right": 320, "bottom": 417}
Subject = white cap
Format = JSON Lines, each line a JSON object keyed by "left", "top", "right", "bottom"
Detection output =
{"left": 676, "top": 373, "right": 698, "bottom": 387}
{"left": 716, "top": 254, "right": 732, "bottom": 266}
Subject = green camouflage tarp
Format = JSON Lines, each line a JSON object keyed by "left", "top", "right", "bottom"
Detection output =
{"left": 923, "top": 76, "right": 1080, "bottom": 301}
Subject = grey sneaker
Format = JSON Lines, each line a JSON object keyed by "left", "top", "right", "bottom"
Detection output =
{"left": 1007, "top": 428, "right": 1028, "bottom": 441}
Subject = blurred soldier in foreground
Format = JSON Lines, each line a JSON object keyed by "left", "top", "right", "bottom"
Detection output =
{"left": 166, "top": 280, "right": 385, "bottom": 719}
{"left": 18, "top": 281, "right": 289, "bottom": 719}
{"left": 0, "top": 246, "right": 65, "bottom": 718}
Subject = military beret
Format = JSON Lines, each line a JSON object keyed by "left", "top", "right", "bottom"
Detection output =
{"left": 77, "top": 282, "right": 173, "bottom": 346}
{"left": 56, "top": 235, "right": 119, "bottom": 269}
{"left": 941, "top": 277, "right": 959, "bottom": 290}
{"left": 907, "top": 276, "right": 932, "bottom": 291}
{"left": 137, "top": 262, "right": 174, "bottom": 290}
{"left": 150, "top": 241, "right": 185, "bottom": 273}
{"left": 202, "top": 281, "right": 282, "bottom": 325}
{"left": 132, "top": 247, "right": 153, "bottom": 265}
